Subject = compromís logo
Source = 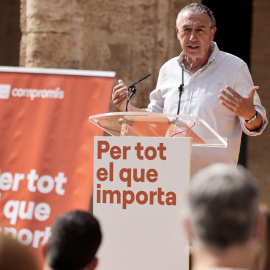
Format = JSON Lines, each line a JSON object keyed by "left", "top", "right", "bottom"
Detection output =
{"left": 0, "top": 84, "right": 11, "bottom": 99}
{"left": 11, "top": 87, "right": 65, "bottom": 100}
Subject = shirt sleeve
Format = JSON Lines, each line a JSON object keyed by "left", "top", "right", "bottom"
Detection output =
{"left": 235, "top": 64, "right": 268, "bottom": 136}
{"left": 145, "top": 66, "right": 165, "bottom": 113}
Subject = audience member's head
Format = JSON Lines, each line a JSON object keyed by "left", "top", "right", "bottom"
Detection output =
{"left": 183, "top": 163, "right": 264, "bottom": 270}
{"left": 44, "top": 210, "right": 102, "bottom": 270}
{"left": 0, "top": 234, "right": 38, "bottom": 270}
{"left": 252, "top": 205, "right": 270, "bottom": 270}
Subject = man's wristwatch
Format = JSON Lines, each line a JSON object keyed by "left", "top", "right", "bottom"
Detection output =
{"left": 245, "top": 111, "right": 257, "bottom": 124}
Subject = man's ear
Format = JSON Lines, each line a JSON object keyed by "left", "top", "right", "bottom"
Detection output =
{"left": 87, "top": 257, "right": 98, "bottom": 270}
{"left": 181, "top": 212, "right": 193, "bottom": 241}
{"left": 254, "top": 208, "right": 266, "bottom": 241}
{"left": 42, "top": 243, "right": 48, "bottom": 258}
{"left": 176, "top": 26, "right": 180, "bottom": 40}
{"left": 210, "top": 27, "right": 217, "bottom": 41}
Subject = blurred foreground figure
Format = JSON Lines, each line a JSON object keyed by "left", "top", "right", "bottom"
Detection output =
{"left": 43, "top": 210, "right": 102, "bottom": 270}
{"left": 183, "top": 163, "right": 265, "bottom": 270}
{"left": 0, "top": 234, "right": 38, "bottom": 270}
{"left": 252, "top": 205, "right": 270, "bottom": 270}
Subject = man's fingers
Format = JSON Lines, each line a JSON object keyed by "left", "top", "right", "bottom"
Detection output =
{"left": 113, "top": 79, "right": 126, "bottom": 94}
{"left": 219, "top": 100, "right": 235, "bottom": 112}
{"left": 113, "top": 84, "right": 127, "bottom": 97}
{"left": 219, "top": 89, "right": 238, "bottom": 103}
{"left": 225, "top": 85, "right": 242, "bottom": 100}
{"left": 252, "top": 86, "right": 259, "bottom": 91}
{"left": 248, "top": 86, "right": 259, "bottom": 99}
{"left": 224, "top": 85, "right": 259, "bottom": 100}
{"left": 112, "top": 79, "right": 129, "bottom": 109}
{"left": 218, "top": 94, "right": 236, "bottom": 108}
{"left": 113, "top": 90, "right": 127, "bottom": 103}
{"left": 115, "top": 94, "right": 128, "bottom": 107}
{"left": 113, "top": 82, "right": 125, "bottom": 92}
{"left": 112, "top": 88, "right": 128, "bottom": 104}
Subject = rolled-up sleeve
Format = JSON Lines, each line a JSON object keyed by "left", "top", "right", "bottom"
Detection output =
{"left": 240, "top": 102, "right": 268, "bottom": 136}
{"left": 145, "top": 66, "right": 165, "bottom": 113}
{"left": 236, "top": 65, "right": 268, "bottom": 135}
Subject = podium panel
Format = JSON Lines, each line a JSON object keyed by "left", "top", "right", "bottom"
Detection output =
{"left": 93, "top": 137, "right": 191, "bottom": 270}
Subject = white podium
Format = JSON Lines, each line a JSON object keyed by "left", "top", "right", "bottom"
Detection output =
{"left": 89, "top": 112, "right": 227, "bottom": 270}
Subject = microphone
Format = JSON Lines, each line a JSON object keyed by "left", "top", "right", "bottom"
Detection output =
{"left": 125, "top": 74, "right": 151, "bottom": 112}
{"left": 177, "top": 67, "right": 184, "bottom": 115}
{"left": 127, "top": 74, "right": 151, "bottom": 89}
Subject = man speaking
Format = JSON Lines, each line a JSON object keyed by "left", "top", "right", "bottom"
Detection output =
{"left": 112, "top": 3, "right": 267, "bottom": 176}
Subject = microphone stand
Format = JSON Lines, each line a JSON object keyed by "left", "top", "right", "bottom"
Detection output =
{"left": 125, "top": 74, "right": 151, "bottom": 112}
{"left": 177, "top": 67, "right": 184, "bottom": 115}
{"left": 125, "top": 85, "right": 136, "bottom": 112}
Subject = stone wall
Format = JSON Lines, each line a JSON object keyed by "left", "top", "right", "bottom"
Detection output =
{"left": 249, "top": 0, "right": 270, "bottom": 206}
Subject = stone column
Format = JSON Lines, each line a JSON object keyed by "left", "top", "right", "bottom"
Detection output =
{"left": 20, "top": 0, "right": 192, "bottom": 109}
{"left": 20, "top": 0, "right": 85, "bottom": 69}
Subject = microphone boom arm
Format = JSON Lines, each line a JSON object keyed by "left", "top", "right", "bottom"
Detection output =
{"left": 125, "top": 74, "right": 151, "bottom": 112}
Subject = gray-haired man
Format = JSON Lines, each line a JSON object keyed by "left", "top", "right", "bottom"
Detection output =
{"left": 182, "top": 164, "right": 264, "bottom": 270}
{"left": 112, "top": 3, "right": 267, "bottom": 176}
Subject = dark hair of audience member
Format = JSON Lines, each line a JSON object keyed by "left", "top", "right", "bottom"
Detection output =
{"left": 46, "top": 210, "right": 102, "bottom": 270}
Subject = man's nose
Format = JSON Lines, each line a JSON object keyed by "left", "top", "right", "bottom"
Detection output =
{"left": 189, "top": 30, "right": 197, "bottom": 41}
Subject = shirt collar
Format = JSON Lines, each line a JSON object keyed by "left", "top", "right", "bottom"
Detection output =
{"left": 178, "top": 41, "right": 219, "bottom": 68}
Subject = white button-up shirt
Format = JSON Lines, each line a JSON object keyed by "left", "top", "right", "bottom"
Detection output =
{"left": 145, "top": 42, "right": 267, "bottom": 176}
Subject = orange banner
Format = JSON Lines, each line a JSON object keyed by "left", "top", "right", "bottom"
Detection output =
{"left": 0, "top": 67, "right": 115, "bottom": 266}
